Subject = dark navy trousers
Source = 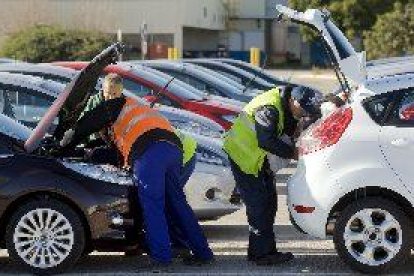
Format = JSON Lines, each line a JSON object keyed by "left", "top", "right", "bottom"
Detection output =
{"left": 168, "top": 155, "right": 197, "bottom": 249}
{"left": 133, "top": 142, "right": 212, "bottom": 264}
{"left": 229, "top": 158, "right": 278, "bottom": 259}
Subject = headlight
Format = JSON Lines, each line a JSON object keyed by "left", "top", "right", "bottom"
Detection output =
{"left": 171, "top": 120, "right": 223, "bottom": 138}
{"left": 196, "top": 146, "right": 229, "bottom": 167}
{"left": 221, "top": 114, "right": 237, "bottom": 123}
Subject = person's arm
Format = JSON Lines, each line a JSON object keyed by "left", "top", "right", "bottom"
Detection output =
{"left": 60, "top": 99, "right": 122, "bottom": 150}
{"left": 254, "top": 105, "right": 295, "bottom": 159}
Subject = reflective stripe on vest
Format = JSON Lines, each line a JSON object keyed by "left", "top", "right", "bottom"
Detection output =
{"left": 112, "top": 97, "right": 174, "bottom": 166}
{"left": 175, "top": 130, "right": 197, "bottom": 165}
{"left": 223, "top": 88, "right": 285, "bottom": 176}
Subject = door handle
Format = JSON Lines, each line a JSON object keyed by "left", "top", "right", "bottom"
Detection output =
{"left": 390, "top": 138, "right": 411, "bottom": 147}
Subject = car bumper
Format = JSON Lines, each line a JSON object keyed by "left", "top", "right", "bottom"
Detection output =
{"left": 186, "top": 162, "right": 241, "bottom": 220}
{"left": 287, "top": 154, "right": 333, "bottom": 239}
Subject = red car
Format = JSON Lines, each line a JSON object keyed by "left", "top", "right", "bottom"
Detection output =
{"left": 53, "top": 61, "right": 241, "bottom": 129}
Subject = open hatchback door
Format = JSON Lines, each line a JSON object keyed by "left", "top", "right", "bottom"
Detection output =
{"left": 24, "top": 43, "right": 123, "bottom": 153}
{"left": 276, "top": 5, "right": 367, "bottom": 90}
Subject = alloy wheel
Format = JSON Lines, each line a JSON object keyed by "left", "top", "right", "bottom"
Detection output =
{"left": 13, "top": 208, "right": 74, "bottom": 269}
{"left": 343, "top": 208, "right": 402, "bottom": 266}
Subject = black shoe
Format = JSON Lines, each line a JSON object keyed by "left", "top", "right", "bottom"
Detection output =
{"left": 253, "top": 252, "right": 294, "bottom": 266}
{"left": 182, "top": 255, "right": 215, "bottom": 266}
{"left": 124, "top": 246, "right": 146, "bottom": 257}
{"left": 172, "top": 247, "right": 192, "bottom": 259}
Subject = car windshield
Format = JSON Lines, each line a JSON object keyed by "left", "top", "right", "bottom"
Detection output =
{"left": 130, "top": 67, "right": 204, "bottom": 101}
{"left": 223, "top": 60, "right": 282, "bottom": 84}
{"left": 192, "top": 66, "right": 246, "bottom": 91}
{"left": 325, "top": 20, "right": 356, "bottom": 60}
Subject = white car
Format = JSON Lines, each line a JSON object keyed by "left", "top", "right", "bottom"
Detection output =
{"left": 277, "top": 5, "right": 414, "bottom": 274}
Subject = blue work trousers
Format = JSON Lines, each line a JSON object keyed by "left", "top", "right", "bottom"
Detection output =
{"left": 133, "top": 142, "right": 212, "bottom": 264}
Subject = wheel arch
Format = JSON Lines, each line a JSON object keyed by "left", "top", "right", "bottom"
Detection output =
{"left": 0, "top": 191, "right": 92, "bottom": 251}
{"left": 326, "top": 186, "right": 414, "bottom": 235}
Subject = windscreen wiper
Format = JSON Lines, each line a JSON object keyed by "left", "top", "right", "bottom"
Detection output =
{"left": 149, "top": 75, "right": 177, "bottom": 108}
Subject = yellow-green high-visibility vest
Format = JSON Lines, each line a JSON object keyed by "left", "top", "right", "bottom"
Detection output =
{"left": 223, "top": 88, "right": 284, "bottom": 176}
{"left": 175, "top": 130, "right": 197, "bottom": 165}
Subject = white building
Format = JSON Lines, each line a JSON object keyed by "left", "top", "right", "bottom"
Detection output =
{"left": 0, "top": 0, "right": 226, "bottom": 58}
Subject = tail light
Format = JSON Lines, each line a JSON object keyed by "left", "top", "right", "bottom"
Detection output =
{"left": 298, "top": 107, "right": 353, "bottom": 155}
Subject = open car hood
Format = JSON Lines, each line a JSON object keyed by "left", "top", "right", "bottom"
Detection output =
{"left": 276, "top": 5, "right": 367, "bottom": 86}
{"left": 24, "top": 43, "right": 123, "bottom": 153}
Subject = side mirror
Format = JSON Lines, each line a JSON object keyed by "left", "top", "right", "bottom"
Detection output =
{"left": 399, "top": 103, "right": 414, "bottom": 121}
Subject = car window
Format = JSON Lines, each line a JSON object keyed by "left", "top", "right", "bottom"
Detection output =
{"left": 130, "top": 67, "right": 204, "bottom": 101}
{"left": 363, "top": 92, "right": 395, "bottom": 125}
{"left": 162, "top": 69, "right": 225, "bottom": 97}
{"left": 157, "top": 94, "right": 180, "bottom": 108}
{"left": 388, "top": 89, "right": 414, "bottom": 126}
{"left": 0, "top": 85, "right": 54, "bottom": 128}
{"left": 194, "top": 65, "right": 246, "bottom": 90}
{"left": 208, "top": 65, "right": 243, "bottom": 84}
{"left": 122, "top": 78, "right": 154, "bottom": 97}
{"left": 160, "top": 69, "right": 208, "bottom": 92}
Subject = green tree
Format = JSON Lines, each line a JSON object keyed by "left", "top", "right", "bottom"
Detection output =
{"left": 288, "top": 0, "right": 409, "bottom": 41}
{"left": 0, "top": 25, "right": 112, "bottom": 62}
{"left": 364, "top": 2, "right": 414, "bottom": 59}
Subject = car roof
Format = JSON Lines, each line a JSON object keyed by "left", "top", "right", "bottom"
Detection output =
{"left": 362, "top": 73, "right": 414, "bottom": 95}
{"left": 0, "top": 72, "right": 64, "bottom": 97}
{"left": 0, "top": 63, "right": 77, "bottom": 77}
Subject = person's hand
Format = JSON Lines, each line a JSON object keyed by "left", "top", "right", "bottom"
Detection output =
{"left": 60, "top": 129, "right": 75, "bottom": 148}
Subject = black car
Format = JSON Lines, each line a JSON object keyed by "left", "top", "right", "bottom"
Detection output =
{"left": 0, "top": 44, "right": 142, "bottom": 274}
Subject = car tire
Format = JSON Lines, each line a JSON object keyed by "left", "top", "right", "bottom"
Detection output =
{"left": 5, "top": 197, "right": 85, "bottom": 275}
{"left": 333, "top": 197, "right": 413, "bottom": 274}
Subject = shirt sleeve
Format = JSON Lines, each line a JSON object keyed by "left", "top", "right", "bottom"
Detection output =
{"left": 61, "top": 99, "right": 123, "bottom": 149}
{"left": 254, "top": 105, "right": 295, "bottom": 159}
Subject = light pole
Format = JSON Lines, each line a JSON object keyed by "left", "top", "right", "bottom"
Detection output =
{"left": 117, "top": 29, "right": 123, "bottom": 61}
{"left": 140, "top": 21, "right": 148, "bottom": 60}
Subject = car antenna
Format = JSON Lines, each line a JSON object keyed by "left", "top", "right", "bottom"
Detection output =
{"left": 241, "top": 53, "right": 268, "bottom": 94}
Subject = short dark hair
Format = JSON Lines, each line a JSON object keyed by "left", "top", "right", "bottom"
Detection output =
{"left": 104, "top": 73, "right": 123, "bottom": 86}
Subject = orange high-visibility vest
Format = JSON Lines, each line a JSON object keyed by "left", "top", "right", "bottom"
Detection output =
{"left": 111, "top": 97, "right": 174, "bottom": 166}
